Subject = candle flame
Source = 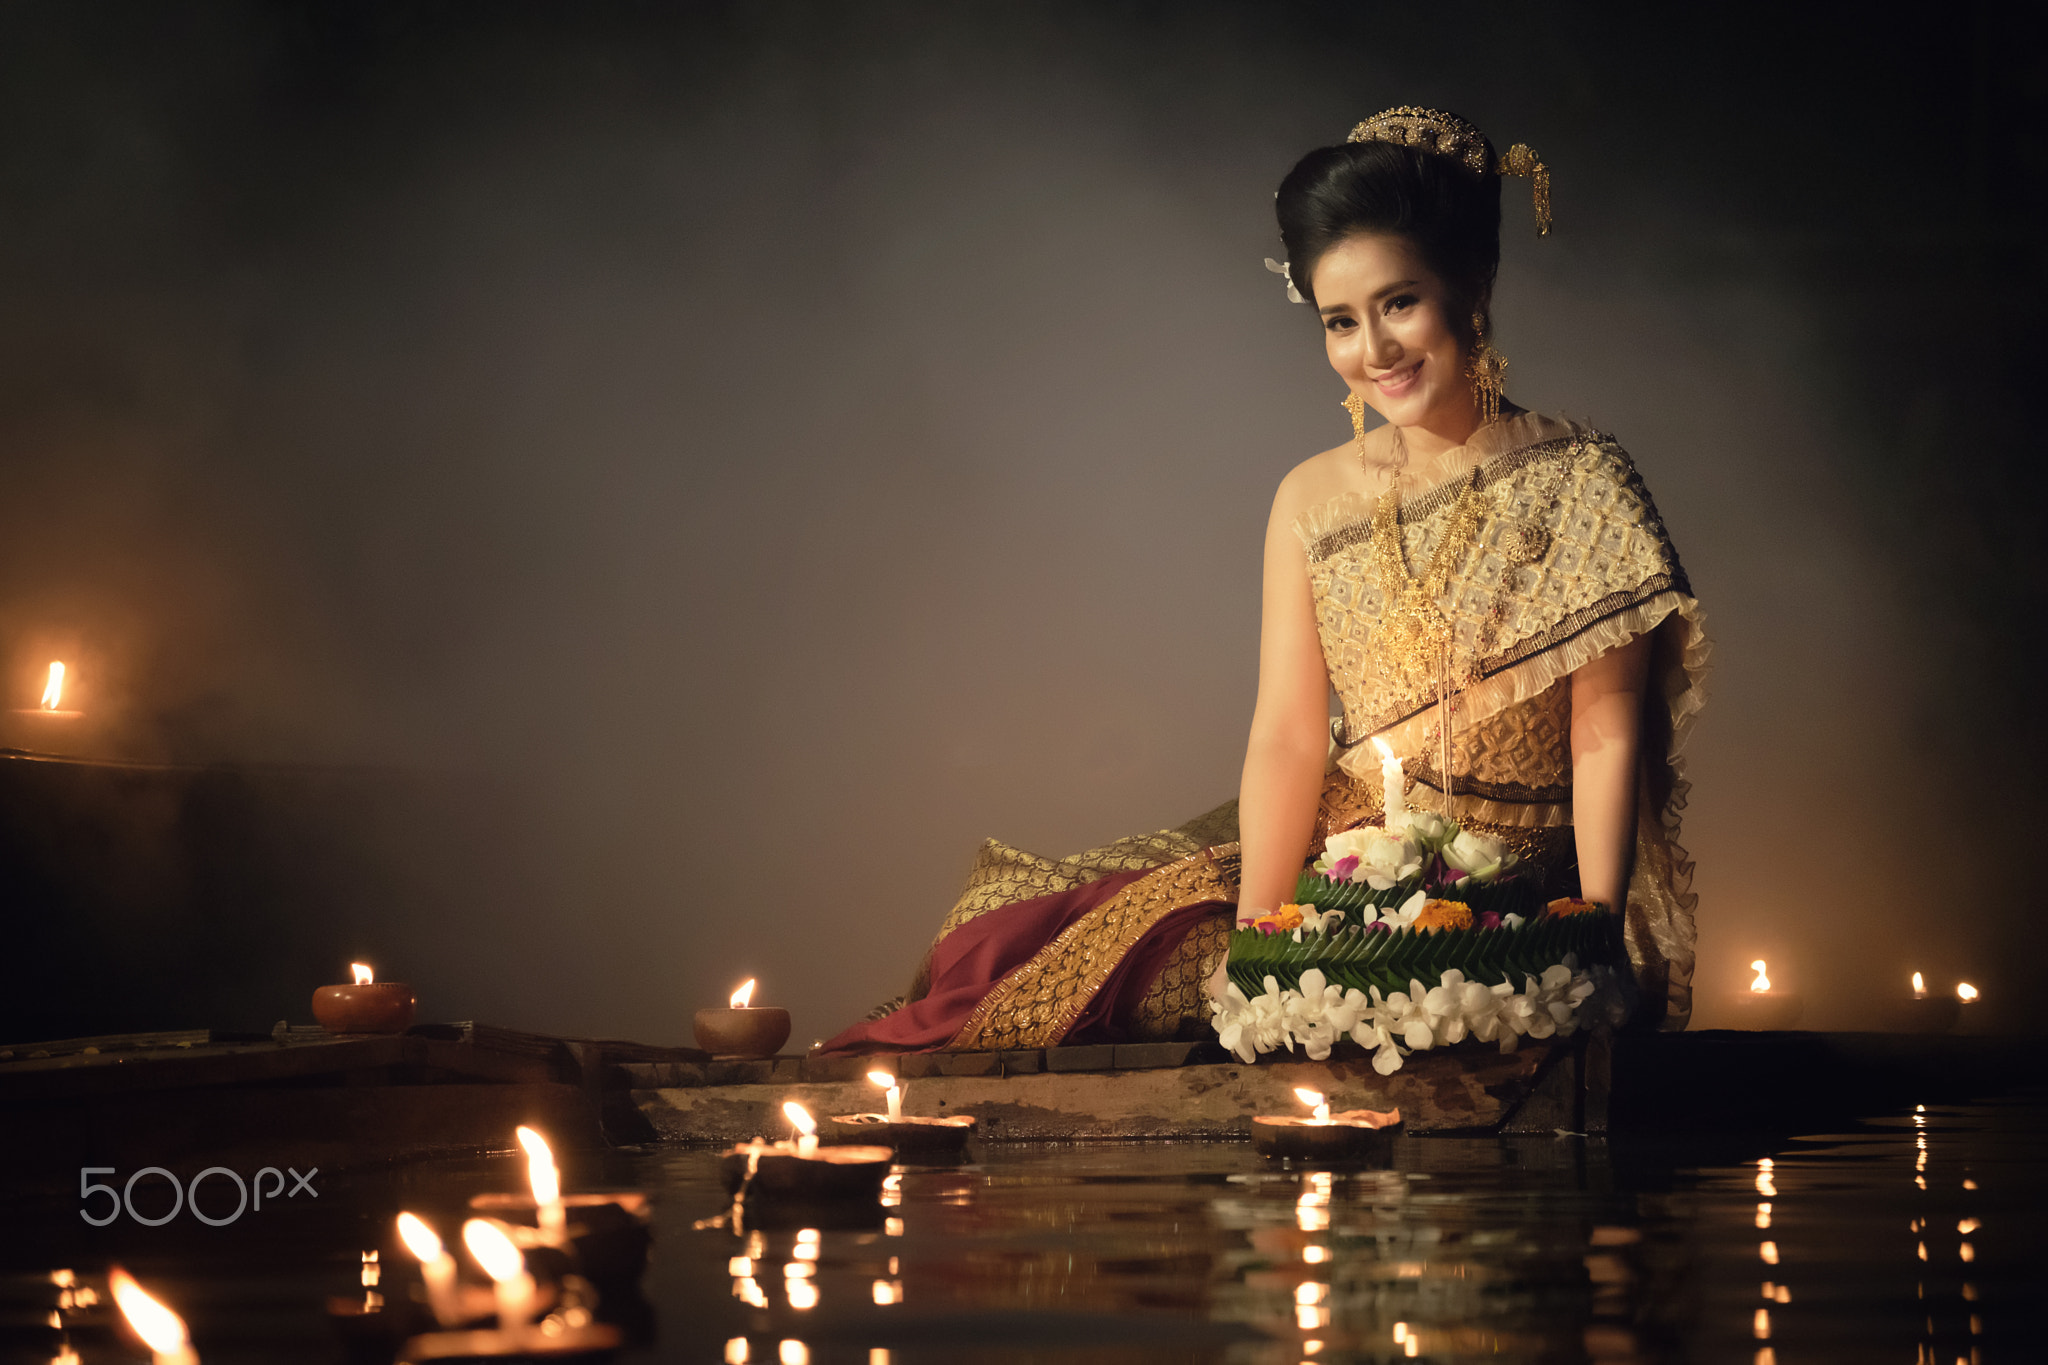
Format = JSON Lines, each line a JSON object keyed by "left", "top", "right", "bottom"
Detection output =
{"left": 782, "top": 1100, "right": 817, "bottom": 1137}
{"left": 108, "top": 1266, "right": 189, "bottom": 1355}
{"left": 40, "top": 662, "right": 64, "bottom": 711}
{"left": 1293, "top": 1087, "right": 1325, "bottom": 1108}
{"left": 1957, "top": 982, "right": 1979, "bottom": 1002}
{"left": 1749, "top": 960, "right": 1770, "bottom": 993}
{"left": 516, "top": 1125, "right": 560, "bottom": 1205}
{"left": 461, "top": 1218, "right": 525, "bottom": 1284}
{"left": 730, "top": 979, "right": 756, "bottom": 1009}
{"left": 396, "top": 1212, "right": 444, "bottom": 1262}
{"left": 351, "top": 963, "right": 374, "bottom": 985}
{"left": 1912, "top": 971, "right": 1925, "bottom": 996}
{"left": 866, "top": 1071, "right": 897, "bottom": 1089}
{"left": 1370, "top": 736, "right": 1395, "bottom": 763}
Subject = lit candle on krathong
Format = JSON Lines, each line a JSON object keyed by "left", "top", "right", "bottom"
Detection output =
{"left": 462, "top": 1218, "right": 535, "bottom": 1331}
{"left": 1371, "top": 736, "right": 1405, "bottom": 827}
{"left": 310, "top": 960, "right": 416, "bottom": 1034}
{"left": 516, "top": 1126, "right": 567, "bottom": 1240}
{"left": 1956, "top": 982, "right": 1979, "bottom": 1003}
{"left": 396, "top": 1213, "right": 462, "bottom": 1326}
{"left": 694, "top": 977, "right": 792, "bottom": 1058}
{"left": 1912, "top": 972, "right": 1927, "bottom": 1000}
{"left": 109, "top": 1267, "right": 198, "bottom": 1365}
{"left": 1250, "top": 1088, "right": 1402, "bottom": 1159}
{"left": 828, "top": 1069, "right": 976, "bottom": 1152}
{"left": 4, "top": 661, "right": 89, "bottom": 754}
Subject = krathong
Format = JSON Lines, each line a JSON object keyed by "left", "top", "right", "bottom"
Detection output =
{"left": 1214, "top": 810, "right": 1618, "bottom": 1069}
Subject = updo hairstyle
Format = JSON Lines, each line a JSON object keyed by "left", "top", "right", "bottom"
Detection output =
{"left": 1275, "top": 134, "right": 1503, "bottom": 350}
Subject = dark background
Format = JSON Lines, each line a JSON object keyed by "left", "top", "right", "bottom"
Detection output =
{"left": 1, "top": 1, "right": 2041, "bottom": 1047}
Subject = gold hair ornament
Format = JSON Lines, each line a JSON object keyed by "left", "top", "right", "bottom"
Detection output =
{"left": 1347, "top": 106, "right": 1551, "bottom": 236}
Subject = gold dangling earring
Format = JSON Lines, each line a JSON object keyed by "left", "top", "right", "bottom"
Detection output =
{"left": 1465, "top": 312, "right": 1507, "bottom": 426}
{"left": 1342, "top": 391, "right": 1367, "bottom": 447}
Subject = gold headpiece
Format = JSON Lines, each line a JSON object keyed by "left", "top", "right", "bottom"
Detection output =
{"left": 1347, "top": 106, "right": 1551, "bottom": 236}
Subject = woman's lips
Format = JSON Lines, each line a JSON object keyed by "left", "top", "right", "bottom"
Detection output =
{"left": 1372, "top": 358, "right": 1422, "bottom": 396}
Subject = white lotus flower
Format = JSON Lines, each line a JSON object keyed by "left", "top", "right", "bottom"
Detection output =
{"left": 1397, "top": 809, "right": 1454, "bottom": 849}
{"left": 1440, "top": 829, "right": 1521, "bottom": 884}
{"left": 1317, "top": 826, "right": 1423, "bottom": 889}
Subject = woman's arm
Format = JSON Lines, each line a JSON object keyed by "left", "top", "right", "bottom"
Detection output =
{"left": 1235, "top": 484, "right": 1335, "bottom": 923}
{"left": 1569, "top": 631, "right": 1652, "bottom": 908}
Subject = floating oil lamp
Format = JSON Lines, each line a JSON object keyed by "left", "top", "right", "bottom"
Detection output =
{"left": 695, "top": 978, "right": 791, "bottom": 1058}
{"left": 109, "top": 1266, "right": 198, "bottom": 1365}
{"left": 469, "top": 1126, "right": 652, "bottom": 1283}
{"left": 312, "top": 961, "right": 417, "bottom": 1034}
{"left": 1902, "top": 971, "right": 1960, "bottom": 1033}
{"left": 1729, "top": 959, "right": 1803, "bottom": 1030}
{"left": 829, "top": 1070, "right": 976, "bottom": 1154}
{"left": 1251, "top": 1087, "right": 1403, "bottom": 1161}
{"left": 719, "top": 1101, "right": 893, "bottom": 1199}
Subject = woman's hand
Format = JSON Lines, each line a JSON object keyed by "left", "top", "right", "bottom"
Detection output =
{"left": 1570, "top": 631, "right": 1651, "bottom": 910}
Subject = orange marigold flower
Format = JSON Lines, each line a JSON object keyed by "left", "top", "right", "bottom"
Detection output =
{"left": 1413, "top": 899, "right": 1473, "bottom": 932}
{"left": 1547, "top": 897, "right": 1606, "bottom": 917}
{"left": 1253, "top": 903, "right": 1306, "bottom": 933}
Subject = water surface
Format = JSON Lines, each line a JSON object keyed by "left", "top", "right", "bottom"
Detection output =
{"left": 7, "top": 1096, "right": 2041, "bottom": 1363}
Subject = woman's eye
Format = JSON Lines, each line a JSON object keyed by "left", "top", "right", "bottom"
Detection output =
{"left": 1384, "top": 294, "right": 1417, "bottom": 314}
{"left": 1323, "top": 316, "right": 1356, "bottom": 333}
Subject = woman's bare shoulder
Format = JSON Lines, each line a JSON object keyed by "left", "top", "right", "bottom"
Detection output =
{"left": 1270, "top": 440, "right": 1360, "bottom": 528}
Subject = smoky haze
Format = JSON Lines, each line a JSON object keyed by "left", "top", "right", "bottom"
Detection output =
{"left": 1, "top": 3, "right": 2040, "bottom": 1046}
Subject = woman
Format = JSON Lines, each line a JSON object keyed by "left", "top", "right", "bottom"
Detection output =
{"left": 817, "top": 107, "right": 1707, "bottom": 1057}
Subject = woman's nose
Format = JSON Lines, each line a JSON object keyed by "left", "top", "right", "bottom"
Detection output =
{"left": 1361, "top": 319, "right": 1401, "bottom": 369}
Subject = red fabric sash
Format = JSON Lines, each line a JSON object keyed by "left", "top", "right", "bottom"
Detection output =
{"left": 815, "top": 866, "right": 1224, "bottom": 1055}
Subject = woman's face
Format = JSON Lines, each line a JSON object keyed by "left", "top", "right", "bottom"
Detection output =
{"left": 1310, "top": 232, "right": 1474, "bottom": 435}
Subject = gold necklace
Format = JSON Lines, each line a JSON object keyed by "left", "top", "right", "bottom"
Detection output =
{"left": 1366, "top": 467, "right": 1488, "bottom": 701}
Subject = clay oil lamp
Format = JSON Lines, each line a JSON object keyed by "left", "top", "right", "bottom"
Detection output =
{"left": 1728, "top": 959, "right": 1803, "bottom": 1031}
{"left": 695, "top": 978, "right": 791, "bottom": 1058}
{"left": 109, "top": 1266, "right": 198, "bottom": 1365}
{"left": 467, "top": 1126, "right": 652, "bottom": 1284}
{"left": 829, "top": 1070, "right": 976, "bottom": 1155}
{"left": 1902, "top": 972, "right": 1961, "bottom": 1033}
{"left": 4, "top": 660, "right": 87, "bottom": 754}
{"left": 720, "top": 1101, "right": 893, "bottom": 1200}
{"left": 381, "top": 1219, "right": 620, "bottom": 1362}
{"left": 312, "top": 961, "right": 417, "bottom": 1035}
{"left": 1251, "top": 1088, "right": 1403, "bottom": 1161}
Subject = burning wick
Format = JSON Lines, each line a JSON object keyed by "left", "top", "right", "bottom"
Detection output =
{"left": 351, "top": 963, "right": 375, "bottom": 986}
{"left": 1912, "top": 972, "right": 1926, "bottom": 1000}
{"left": 730, "top": 979, "right": 756, "bottom": 1009}
{"left": 1749, "top": 960, "right": 1771, "bottom": 993}
{"left": 396, "top": 1213, "right": 462, "bottom": 1326}
{"left": 868, "top": 1071, "right": 904, "bottom": 1122}
{"left": 109, "top": 1267, "right": 198, "bottom": 1365}
{"left": 461, "top": 1218, "right": 535, "bottom": 1331}
{"left": 516, "top": 1126, "right": 566, "bottom": 1239}
{"left": 41, "top": 662, "right": 65, "bottom": 711}
{"left": 1294, "top": 1087, "right": 1332, "bottom": 1125}
{"left": 1957, "top": 983, "right": 1979, "bottom": 1003}
{"left": 783, "top": 1100, "right": 820, "bottom": 1157}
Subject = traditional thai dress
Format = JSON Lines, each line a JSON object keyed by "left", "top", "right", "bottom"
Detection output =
{"left": 817, "top": 413, "right": 1709, "bottom": 1055}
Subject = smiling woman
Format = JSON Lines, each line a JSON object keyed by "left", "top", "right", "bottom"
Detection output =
{"left": 817, "top": 107, "right": 1709, "bottom": 1059}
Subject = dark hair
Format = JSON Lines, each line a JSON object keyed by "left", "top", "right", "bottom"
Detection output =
{"left": 1275, "top": 134, "right": 1502, "bottom": 346}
